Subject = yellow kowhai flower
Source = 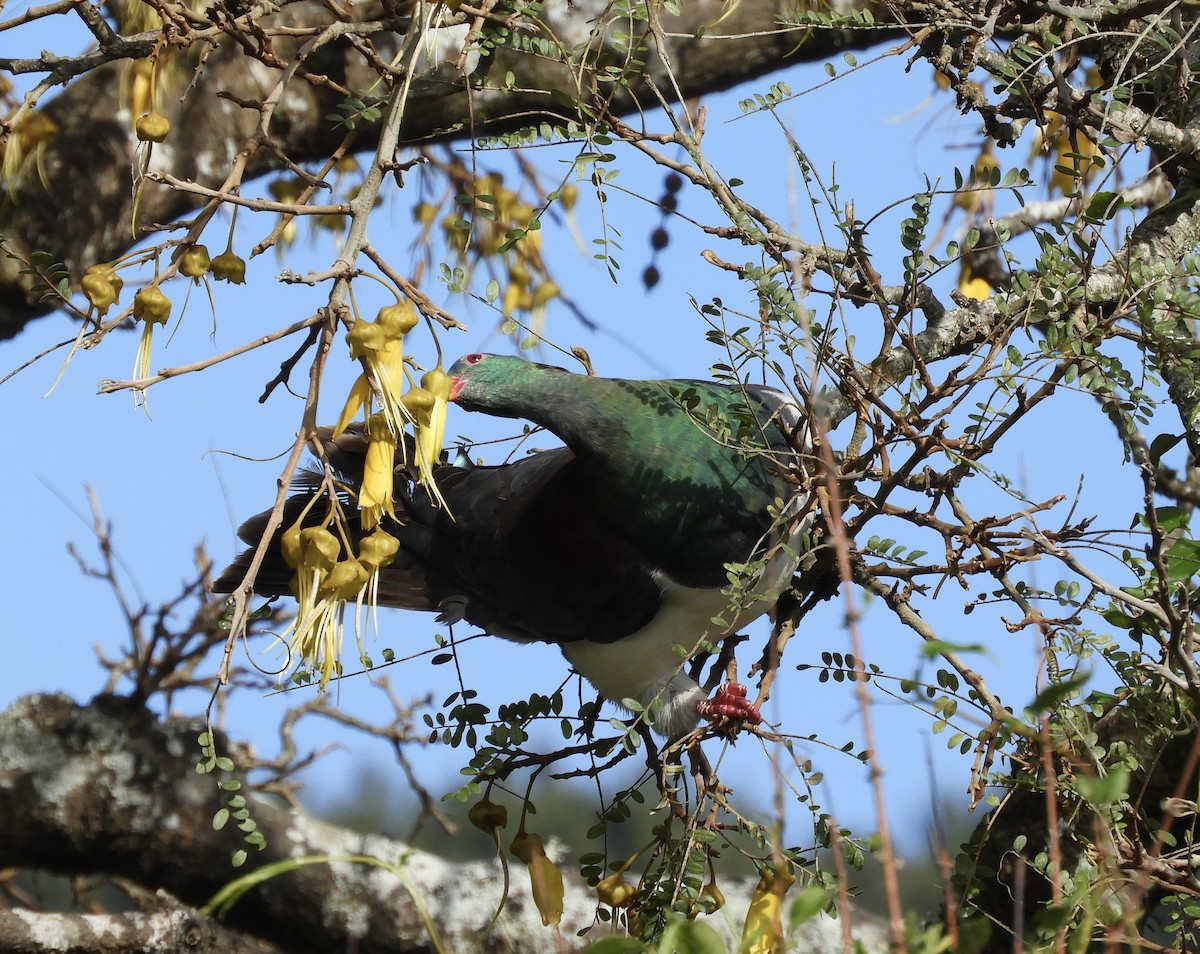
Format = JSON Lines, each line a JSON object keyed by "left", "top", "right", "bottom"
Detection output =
{"left": 957, "top": 259, "right": 991, "bottom": 301}
{"left": 211, "top": 247, "right": 246, "bottom": 284}
{"left": 357, "top": 526, "right": 400, "bottom": 631}
{"left": 529, "top": 280, "right": 559, "bottom": 333}
{"left": 279, "top": 522, "right": 347, "bottom": 688}
{"left": 174, "top": 243, "right": 210, "bottom": 279}
{"left": 135, "top": 112, "right": 170, "bottom": 143}
{"left": 334, "top": 299, "right": 419, "bottom": 438}
{"left": 953, "top": 143, "right": 999, "bottom": 214}
{"left": 399, "top": 368, "right": 452, "bottom": 511}
{"left": 509, "top": 831, "right": 564, "bottom": 927}
{"left": 740, "top": 866, "right": 796, "bottom": 954}
{"left": 359, "top": 412, "right": 398, "bottom": 531}
{"left": 1033, "top": 112, "right": 1101, "bottom": 196}
{"left": 1, "top": 111, "right": 58, "bottom": 194}
{"left": 596, "top": 873, "right": 636, "bottom": 909}
{"left": 418, "top": 366, "right": 451, "bottom": 479}
{"left": 81, "top": 263, "right": 124, "bottom": 316}
{"left": 132, "top": 284, "right": 172, "bottom": 401}
{"left": 277, "top": 513, "right": 400, "bottom": 690}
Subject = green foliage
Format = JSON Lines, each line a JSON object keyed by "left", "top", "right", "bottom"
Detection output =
{"left": 196, "top": 732, "right": 267, "bottom": 867}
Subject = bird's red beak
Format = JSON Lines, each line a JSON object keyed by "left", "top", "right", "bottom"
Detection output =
{"left": 448, "top": 375, "right": 466, "bottom": 402}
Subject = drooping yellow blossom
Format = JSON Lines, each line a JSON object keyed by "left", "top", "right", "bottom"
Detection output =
{"left": 334, "top": 299, "right": 419, "bottom": 438}
{"left": 398, "top": 376, "right": 451, "bottom": 512}
{"left": 81, "top": 263, "right": 124, "bottom": 316}
{"left": 279, "top": 522, "right": 346, "bottom": 687}
{"left": 502, "top": 265, "right": 532, "bottom": 317}
{"left": 175, "top": 244, "right": 210, "bottom": 279}
{"left": 211, "top": 247, "right": 246, "bottom": 284}
{"left": 957, "top": 259, "right": 991, "bottom": 301}
{"left": 953, "top": 143, "right": 999, "bottom": 215}
{"left": 357, "top": 526, "right": 399, "bottom": 627}
{"left": 2, "top": 111, "right": 58, "bottom": 193}
{"left": 1032, "top": 111, "right": 1101, "bottom": 196}
{"left": 269, "top": 177, "right": 306, "bottom": 251}
{"left": 135, "top": 112, "right": 170, "bottom": 143}
{"left": 132, "top": 283, "right": 172, "bottom": 387}
{"left": 358, "top": 527, "right": 400, "bottom": 569}
{"left": 468, "top": 796, "right": 509, "bottom": 855}
{"left": 468, "top": 798, "right": 509, "bottom": 834}
{"left": 510, "top": 831, "right": 564, "bottom": 927}
{"left": 699, "top": 880, "right": 725, "bottom": 914}
{"left": 359, "top": 412, "right": 398, "bottom": 531}
{"left": 318, "top": 557, "right": 370, "bottom": 602}
{"left": 596, "top": 873, "right": 636, "bottom": 909}
{"left": 740, "top": 866, "right": 796, "bottom": 954}
{"left": 417, "top": 366, "right": 451, "bottom": 483}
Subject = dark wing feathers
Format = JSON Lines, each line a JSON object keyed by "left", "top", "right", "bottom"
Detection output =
{"left": 213, "top": 426, "right": 663, "bottom": 646}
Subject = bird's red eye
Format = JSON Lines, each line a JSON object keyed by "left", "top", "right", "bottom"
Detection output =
{"left": 464, "top": 353, "right": 483, "bottom": 365}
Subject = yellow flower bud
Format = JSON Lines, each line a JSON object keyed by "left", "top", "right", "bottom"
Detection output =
{"left": 531, "top": 281, "right": 559, "bottom": 308}
{"left": 700, "top": 881, "right": 725, "bottom": 913}
{"left": 400, "top": 386, "right": 435, "bottom": 417}
{"left": 509, "top": 830, "right": 543, "bottom": 865}
{"left": 467, "top": 798, "right": 508, "bottom": 833}
{"left": 347, "top": 318, "right": 387, "bottom": 359}
{"left": 740, "top": 866, "right": 796, "bottom": 954}
{"left": 281, "top": 521, "right": 304, "bottom": 569}
{"left": 413, "top": 202, "right": 437, "bottom": 225}
{"left": 357, "top": 528, "right": 399, "bottom": 569}
{"left": 558, "top": 183, "right": 578, "bottom": 210}
{"left": 298, "top": 526, "right": 340, "bottom": 573}
{"left": 269, "top": 178, "right": 305, "bottom": 202}
{"left": 81, "top": 270, "right": 118, "bottom": 315}
{"left": 210, "top": 249, "right": 246, "bottom": 284}
{"left": 318, "top": 557, "right": 369, "bottom": 601}
{"left": 135, "top": 112, "right": 170, "bottom": 143}
{"left": 175, "top": 244, "right": 211, "bottom": 279}
{"left": 377, "top": 300, "right": 419, "bottom": 337}
{"left": 597, "top": 873, "right": 636, "bottom": 908}
{"left": 421, "top": 367, "right": 451, "bottom": 399}
{"left": 509, "top": 831, "right": 563, "bottom": 927}
{"left": 133, "top": 284, "right": 171, "bottom": 325}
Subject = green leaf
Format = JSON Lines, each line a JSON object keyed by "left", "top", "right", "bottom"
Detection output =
{"left": 1026, "top": 671, "right": 1089, "bottom": 715}
{"left": 1154, "top": 506, "right": 1190, "bottom": 533}
{"left": 788, "top": 884, "right": 833, "bottom": 927}
{"left": 1074, "top": 766, "right": 1130, "bottom": 807}
{"left": 582, "top": 939, "right": 648, "bottom": 954}
{"left": 657, "top": 920, "right": 725, "bottom": 954}
{"left": 1150, "top": 432, "right": 1184, "bottom": 465}
{"left": 1165, "top": 537, "right": 1200, "bottom": 582}
{"left": 1083, "top": 191, "right": 1125, "bottom": 222}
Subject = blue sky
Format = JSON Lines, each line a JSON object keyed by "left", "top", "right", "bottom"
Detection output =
{"left": 2, "top": 30, "right": 1147, "bottom": 861}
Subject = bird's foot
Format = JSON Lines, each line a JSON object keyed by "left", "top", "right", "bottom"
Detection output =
{"left": 695, "top": 682, "right": 761, "bottom": 726}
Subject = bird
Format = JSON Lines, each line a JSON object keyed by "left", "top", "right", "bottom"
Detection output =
{"left": 214, "top": 353, "right": 812, "bottom": 738}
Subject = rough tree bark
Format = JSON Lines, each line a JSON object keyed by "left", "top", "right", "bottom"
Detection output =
{"left": 0, "top": 693, "right": 888, "bottom": 954}
{"left": 0, "top": 0, "right": 893, "bottom": 340}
